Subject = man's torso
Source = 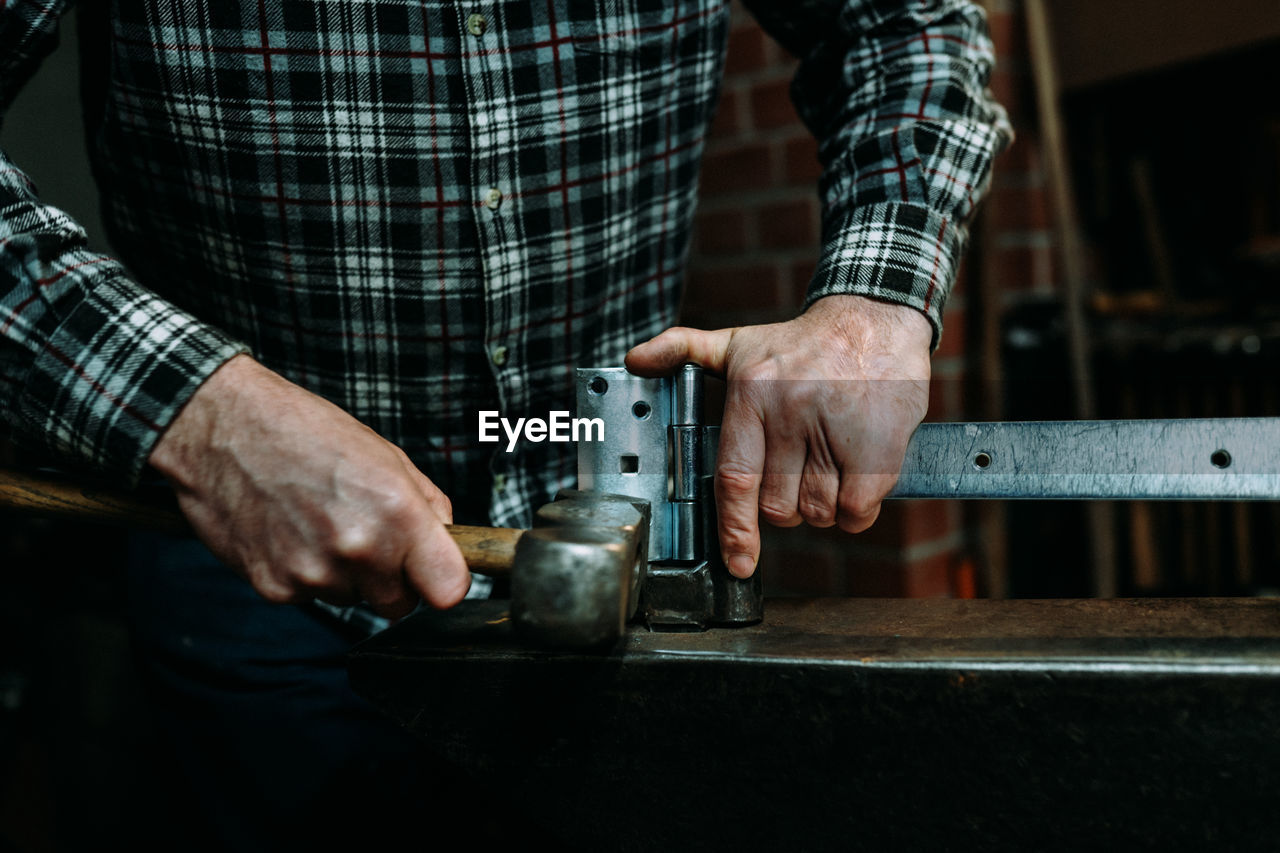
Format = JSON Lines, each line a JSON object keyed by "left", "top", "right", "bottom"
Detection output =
{"left": 76, "top": 0, "right": 730, "bottom": 524}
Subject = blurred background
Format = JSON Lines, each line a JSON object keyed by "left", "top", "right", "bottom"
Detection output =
{"left": 3, "top": 0, "right": 1280, "bottom": 847}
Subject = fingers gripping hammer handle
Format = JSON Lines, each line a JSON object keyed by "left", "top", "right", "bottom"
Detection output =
{"left": 0, "top": 467, "right": 520, "bottom": 576}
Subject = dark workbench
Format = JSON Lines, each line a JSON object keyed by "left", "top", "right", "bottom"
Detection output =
{"left": 349, "top": 598, "right": 1280, "bottom": 851}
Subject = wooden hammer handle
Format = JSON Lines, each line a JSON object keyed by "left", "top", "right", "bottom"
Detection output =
{"left": 0, "top": 467, "right": 519, "bottom": 576}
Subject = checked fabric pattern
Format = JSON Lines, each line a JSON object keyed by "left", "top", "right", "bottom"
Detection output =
{"left": 0, "top": 0, "right": 1010, "bottom": 533}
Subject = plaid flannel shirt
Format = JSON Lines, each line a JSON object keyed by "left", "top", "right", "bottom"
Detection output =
{"left": 0, "top": 0, "right": 1010, "bottom": 533}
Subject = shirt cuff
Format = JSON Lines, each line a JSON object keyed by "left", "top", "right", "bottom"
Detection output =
{"left": 11, "top": 271, "right": 249, "bottom": 485}
{"left": 803, "top": 202, "right": 965, "bottom": 351}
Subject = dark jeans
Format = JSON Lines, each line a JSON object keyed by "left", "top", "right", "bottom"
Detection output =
{"left": 126, "top": 533, "right": 499, "bottom": 851}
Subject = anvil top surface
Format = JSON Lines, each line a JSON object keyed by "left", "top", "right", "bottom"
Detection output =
{"left": 350, "top": 598, "right": 1280, "bottom": 852}
{"left": 354, "top": 596, "right": 1280, "bottom": 670}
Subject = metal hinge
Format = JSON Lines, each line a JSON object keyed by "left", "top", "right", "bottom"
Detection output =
{"left": 577, "top": 364, "right": 761, "bottom": 630}
{"left": 577, "top": 363, "right": 716, "bottom": 562}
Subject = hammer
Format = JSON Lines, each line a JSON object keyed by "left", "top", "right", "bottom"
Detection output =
{"left": 0, "top": 468, "right": 648, "bottom": 647}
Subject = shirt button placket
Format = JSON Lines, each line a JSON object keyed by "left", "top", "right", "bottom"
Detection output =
{"left": 462, "top": 4, "right": 519, "bottom": 523}
{"left": 469, "top": 10, "right": 508, "bottom": 382}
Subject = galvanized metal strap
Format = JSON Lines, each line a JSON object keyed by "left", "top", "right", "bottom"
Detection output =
{"left": 892, "top": 418, "right": 1280, "bottom": 500}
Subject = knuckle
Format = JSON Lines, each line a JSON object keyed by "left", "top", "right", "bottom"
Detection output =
{"left": 838, "top": 492, "right": 880, "bottom": 521}
{"left": 838, "top": 513, "right": 876, "bottom": 534}
{"left": 331, "top": 523, "right": 380, "bottom": 561}
{"left": 244, "top": 559, "right": 296, "bottom": 602}
{"left": 255, "top": 578, "right": 300, "bottom": 605}
{"left": 837, "top": 495, "right": 881, "bottom": 534}
{"left": 715, "top": 464, "right": 759, "bottom": 499}
{"left": 662, "top": 326, "right": 696, "bottom": 348}
{"left": 288, "top": 560, "right": 337, "bottom": 592}
{"left": 424, "top": 490, "right": 453, "bottom": 522}
{"left": 375, "top": 485, "right": 414, "bottom": 519}
{"left": 758, "top": 499, "right": 797, "bottom": 524}
{"left": 788, "top": 381, "right": 821, "bottom": 408}
{"left": 798, "top": 498, "right": 836, "bottom": 526}
{"left": 241, "top": 557, "right": 271, "bottom": 584}
{"left": 718, "top": 520, "right": 755, "bottom": 550}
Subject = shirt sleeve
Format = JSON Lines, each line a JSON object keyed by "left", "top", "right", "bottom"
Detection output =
{"left": 743, "top": 0, "right": 1013, "bottom": 348}
{"left": 0, "top": 0, "right": 248, "bottom": 483}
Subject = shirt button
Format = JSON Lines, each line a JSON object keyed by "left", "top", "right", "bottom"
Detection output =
{"left": 484, "top": 187, "right": 503, "bottom": 210}
{"left": 466, "top": 13, "right": 487, "bottom": 36}
{"left": 491, "top": 345, "right": 509, "bottom": 366}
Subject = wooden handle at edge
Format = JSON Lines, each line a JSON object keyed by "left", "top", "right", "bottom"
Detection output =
{"left": 0, "top": 468, "right": 519, "bottom": 576}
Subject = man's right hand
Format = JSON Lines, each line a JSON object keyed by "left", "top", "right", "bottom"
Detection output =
{"left": 147, "top": 354, "right": 470, "bottom": 619}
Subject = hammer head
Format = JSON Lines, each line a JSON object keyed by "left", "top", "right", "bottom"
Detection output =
{"left": 540, "top": 489, "right": 650, "bottom": 620}
{"left": 511, "top": 491, "right": 651, "bottom": 648}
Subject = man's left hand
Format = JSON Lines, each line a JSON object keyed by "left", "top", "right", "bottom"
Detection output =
{"left": 625, "top": 294, "right": 931, "bottom": 579}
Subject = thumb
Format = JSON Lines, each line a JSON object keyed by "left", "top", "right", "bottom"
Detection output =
{"left": 402, "top": 510, "right": 471, "bottom": 610}
{"left": 625, "top": 326, "right": 736, "bottom": 378}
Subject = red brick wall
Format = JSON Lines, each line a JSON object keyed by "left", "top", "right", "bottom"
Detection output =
{"left": 681, "top": 3, "right": 821, "bottom": 331}
{"left": 982, "top": 0, "right": 1057, "bottom": 304}
{"left": 684, "top": 0, "right": 1048, "bottom": 597}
